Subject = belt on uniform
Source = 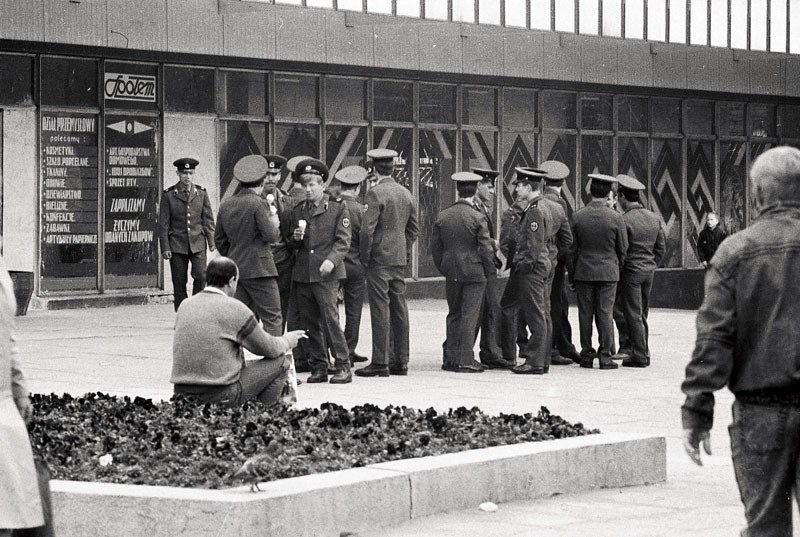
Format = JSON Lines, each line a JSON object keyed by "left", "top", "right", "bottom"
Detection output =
{"left": 737, "top": 388, "right": 800, "bottom": 407}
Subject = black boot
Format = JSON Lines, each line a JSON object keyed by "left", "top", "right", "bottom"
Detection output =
{"left": 307, "top": 369, "right": 328, "bottom": 383}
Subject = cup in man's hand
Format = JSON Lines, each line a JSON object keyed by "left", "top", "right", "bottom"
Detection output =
{"left": 294, "top": 219, "right": 307, "bottom": 240}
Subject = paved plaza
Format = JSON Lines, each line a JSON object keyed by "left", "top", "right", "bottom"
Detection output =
{"left": 15, "top": 299, "right": 788, "bottom": 536}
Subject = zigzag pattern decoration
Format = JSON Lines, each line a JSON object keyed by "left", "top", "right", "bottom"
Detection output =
{"left": 650, "top": 140, "right": 682, "bottom": 267}
{"left": 618, "top": 138, "right": 648, "bottom": 199}
{"left": 501, "top": 133, "right": 536, "bottom": 206}
{"left": 580, "top": 136, "right": 612, "bottom": 206}
{"left": 719, "top": 141, "right": 746, "bottom": 235}
{"left": 220, "top": 122, "right": 263, "bottom": 200}
{"left": 544, "top": 135, "right": 576, "bottom": 211}
{"left": 325, "top": 126, "right": 367, "bottom": 178}
{"left": 686, "top": 141, "right": 715, "bottom": 263}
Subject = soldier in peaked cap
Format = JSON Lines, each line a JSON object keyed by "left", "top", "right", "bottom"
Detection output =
{"left": 287, "top": 158, "right": 353, "bottom": 384}
{"left": 286, "top": 155, "right": 312, "bottom": 207}
{"left": 331, "top": 166, "right": 370, "bottom": 365}
{"left": 158, "top": 157, "right": 216, "bottom": 311}
{"left": 214, "top": 155, "right": 283, "bottom": 336}
{"left": 566, "top": 173, "right": 628, "bottom": 370}
{"left": 356, "top": 148, "right": 419, "bottom": 378}
{"left": 432, "top": 172, "right": 496, "bottom": 373}
{"left": 539, "top": 160, "right": 581, "bottom": 365}
{"left": 499, "top": 167, "right": 554, "bottom": 375}
{"left": 612, "top": 174, "right": 665, "bottom": 368}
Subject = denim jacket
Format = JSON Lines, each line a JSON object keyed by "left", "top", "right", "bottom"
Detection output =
{"left": 681, "top": 202, "right": 800, "bottom": 430}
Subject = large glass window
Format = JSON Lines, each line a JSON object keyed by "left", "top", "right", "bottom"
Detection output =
{"left": 373, "top": 127, "right": 413, "bottom": 189}
{"left": 540, "top": 133, "right": 577, "bottom": 211}
{"left": 478, "top": 0, "right": 500, "bottom": 24}
{"left": 618, "top": 137, "right": 648, "bottom": 197}
{"left": 624, "top": 0, "right": 644, "bottom": 39}
{"left": 689, "top": 0, "right": 709, "bottom": 45}
{"left": 505, "top": 0, "right": 527, "bottom": 27}
{"left": 651, "top": 138, "right": 682, "bottom": 267}
{"left": 719, "top": 102, "right": 746, "bottom": 137}
{"left": 220, "top": 70, "right": 267, "bottom": 116}
{"left": 719, "top": 142, "right": 746, "bottom": 236}
{"left": 463, "top": 86, "right": 496, "bottom": 126}
{"left": 750, "top": 0, "right": 768, "bottom": 51}
{"left": 220, "top": 121, "right": 269, "bottom": 197}
{"left": 503, "top": 88, "right": 536, "bottom": 129}
{"left": 580, "top": 94, "right": 612, "bottom": 130}
{"left": 0, "top": 54, "right": 33, "bottom": 105}
{"left": 326, "top": 125, "right": 367, "bottom": 178}
{"left": 374, "top": 80, "right": 412, "bottom": 122}
{"left": 750, "top": 104, "right": 777, "bottom": 138}
{"left": 420, "top": 84, "right": 456, "bottom": 124}
{"left": 579, "top": 0, "right": 600, "bottom": 34}
{"left": 771, "top": 0, "right": 788, "bottom": 53}
{"left": 685, "top": 100, "right": 714, "bottom": 135}
{"left": 580, "top": 135, "right": 612, "bottom": 204}
{"left": 618, "top": 96, "right": 648, "bottom": 132}
{"left": 274, "top": 75, "right": 318, "bottom": 118}
{"left": 419, "top": 129, "right": 456, "bottom": 278}
{"left": 462, "top": 130, "right": 497, "bottom": 174}
{"left": 685, "top": 140, "right": 714, "bottom": 267}
{"left": 602, "top": 0, "right": 622, "bottom": 36}
{"left": 781, "top": 105, "right": 800, "bottom": 138}
{"left": 542, "top": 92, "right": 577, "bottom": 129}
{"left": 651, "top": 98, "right": 681, "bottom": 133}
{"left": 669, "top": 0, "right": 687, "bottom": 43}
{"left": 502, "top": 131, "right": 537, "bottom": 197}
{"left": 165, "top": 66, "right": 214, "bottom": 113}
{"left": 530, "top": 0, "right": 551, "bottom": 29}
{"left": 710, "top": 0, "right": 728, "bottom": 47}
{"left": 730, "top": 0, "right": 748, "bottom": 49}
{"left": 275, "top": 124, "right": 319, "bottom": 164}
{"left": 326, "top": 77, "right": 366, "bottom": 121}
{"left": 41, "top": 57, "right": 98, "bottom": 108}
{"left": 647, "top": 0, "right": 667, "bottom": 41}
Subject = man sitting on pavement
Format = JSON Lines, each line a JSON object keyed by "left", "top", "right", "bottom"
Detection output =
{"left": 170, "top": 256, "right": 306, "bottom": 408}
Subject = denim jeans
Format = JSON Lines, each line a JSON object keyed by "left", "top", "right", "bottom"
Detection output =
{"left": 729, "top": 400, "right": 800, "bottom": 537}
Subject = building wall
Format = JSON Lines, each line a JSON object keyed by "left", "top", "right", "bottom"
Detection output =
{"left": 2, "top": 108, "right": 37, "bottom": 272}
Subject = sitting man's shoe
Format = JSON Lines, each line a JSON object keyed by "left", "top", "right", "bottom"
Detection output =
{"left": 511, "top": 364, "right": 546, "bottom": 375}
{"left": 307, "top": 370, "right": 328, "bottom": 383}
{"left": 441, "top": 362, "right": 457, "bottom": 372}
{"left": 354, "top": 364, "right": 390, "bottom": 377}
{"left": 350, "top": 353, "right": 368, "bottom": 363}
{"left": 611, "top": 352, "right": 631, "bottom": 361}
{"left": 453, "top": 363, "right": 484, "bottom": 373}
{"left": 481, "top": 358, "right": 515, "bottom": 370}
{"left": 621, "top": 358, "right": 648, "bottom": 368}
{"left": 550, "top": 355, "right": 574, "bottom": 366}
{"left": 389, "top": 365, "right": 408, "bottom": 376}
{"left": 329, "top": 368, "right": 353, "bottom": 383}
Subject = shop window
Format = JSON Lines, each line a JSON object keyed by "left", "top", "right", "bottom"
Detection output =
{"left": 274, "top": 75, "right": 318, "bottom": 118}
{"left": 686, "top": 140, "right": 715, "bottom": 266}
{"left": 219, "top": 121, "right": 268, "bottom": 198}
{"left": 41, "top": 57, "right": 98, "bottom": 108}
{"left": 0, "top": 54, "right": 33, "bottom": 106}
{"left": 580, "top": 94, "right": 612, "bottom": 130}
{"left": 326, "top": 77, "right": 365, "bottom": 121}
{"left": 419, "top": 83, "right": 456, "bottom": 124}
{"left": 618, "top": 137, "right": 648, "bottom": 196}
{"left": 580, "top": 135, "right": 612, "bottom": 204}
{"left": 326, "top": 125, "right": 367, "bottom": 178}
{"left": 651, "top": 138, "right": 683, "bottom": 267}
{"left": 618, "top": 96, "right": 648, "bottom": 132}
{"left": 463, "top": 86, "right": 496, "bottom": 126}
{"left": 164, "top": 66, "right": 215, "bottom": 113}
{"left": 542, "top": 91, "right": 576, "bottom": 129}
{"left": 750, "top": 104, "right": 776, "bottom": 138}
{"left": 539, "top": 132, "right": 577, "bottom": 212}
{"left": 463, "top": 129, "right": 498, "bottom": 227}
{"left": 505, "top": 0, "right": 527, "bottom": 27}
{"left": 374, "top": 80, "right": 412, "bottom": 122}
{"left": 651, "top": 98, "right": 681, "bottom": 134}
{"left": 503, "top": 88, "right": 536, "bottom": 130}
{"left": 718, "top": 102, "right": 746, "bottom": 137}
{"left": 221, "top": 70, "right": 267, "bottom": 116}
{"left": 275, "top": 123, "right": 319, "bottom": 161}
{"left": 685, "top": 100, "right": 714, "bottom": 135}
{"left": 780, "top": 105, "right": 800, "bottom": 138}
{"left": 419, "top": 129, "right": 457, "bottom": 278}
{"left": 719, "top": 141, "right": 746, "bottom": 235}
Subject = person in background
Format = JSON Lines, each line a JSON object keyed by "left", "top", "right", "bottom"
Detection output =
{"left": 158, "top": 157, "right": 216, "bottom": 311}
{"left": 682, "top": 146, "right": 800, "bottom": 537}
{"left": 696, "top": 211, "right": 727, "bottom": 269}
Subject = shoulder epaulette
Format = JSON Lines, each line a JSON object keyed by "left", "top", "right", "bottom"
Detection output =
{"left": 196, "top": 184, "right": 206, "bottom": 191}
{"left": 165, "top": 184, "right": 177, "bottom": 192}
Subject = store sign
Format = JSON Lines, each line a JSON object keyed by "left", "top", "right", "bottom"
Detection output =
{"left": 104, "top": 73, "right": 156, "bottom": 103}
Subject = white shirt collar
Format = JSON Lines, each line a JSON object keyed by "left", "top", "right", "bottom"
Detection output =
{"left": 203, "top": 286, "right": 227, "bottom": 296}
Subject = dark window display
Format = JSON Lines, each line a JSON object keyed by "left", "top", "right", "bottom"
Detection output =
{"left": 373, "top": 127, "right": 413, "bottom": 189}
{"left": 40, "top": 112, "right": 99, "bottom": 291}
{"left": 685, "top": 100, "right": 714, "bottom": 135}
{"left": 419, "top": 129, "right": 456, "bottom": 278}
{"left": 419, "top": 83, "right": 456, "bottom": 124}
{"left": 165, "top": 66, "right": 215, "bottom": 113}
{"left": 325, "top": 77, "right": 365, "bottom": 121}
{"left": 503, "top": 88, "right": 536, "bottom": 129}
{"left": 276, "top": 123, "right": 319, "bottom": 189}
{"left": 686, "top": 140, "right": 716, "bottom": 267}
{"left": 41, "top": 57, "right": 98, "bottom": 108}
{"left": 750, "top": 104, "right": 776, "bottom": 138}
{"left": 542, "top": 91, "right": 577, "bottom": 129}
{"left": 651, "top": 98, "right": 681, "bottom": 133}
{"left": 275, "top": 75, "right": 318, "bottom": 118}
{"left": 326, "top": 125, "right": 367, "bottom": 178}
{"left": 652, "top": 138, "right": 683, "bottom": 268}
{"left": 502, "top": 131, "right": 536, "bottom": 205}
{"left": 781, "top": 105, "right": 800, "bottom": 138}
{"left": 618, "top": 137, "right": 648, "bottom": 199}
{"left": 719, "top": 141, "right": 746, "bottom": 236}
{"left": 221, "top": 70, "right": 267, "bottom": 116}
{"left": 618, "top": 96, "right": 648, "bottom": 132}
{"left": 220, "top": 121, "right": 268, "bottom": 197}
{"left": 463, "top": 87, "right": 496, "bottom": 126}
{"left": 463, "top": 130, "right": 498, "bottom": 228}
{"left": 719, "top": 102, "right": 746, "bottom": 137}
{"left": 580, "top": 94, "right": 613, "bottom": 130}
{"left": 103, "top": 115, "right": 159, "bottom": 289}
{"left": 0, "top": 54, "right": 33, "bottom": 106}
{"left": 374, "top": 80, "right": 412, "bottom": 122}
{"left": 580, "top": 135, "right": 612, "bottom": 205}
{"left": 541, "top": 132, "right": 577, "bottom": 212}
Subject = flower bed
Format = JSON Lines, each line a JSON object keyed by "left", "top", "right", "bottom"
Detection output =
{"left": 30, "top": 392, "right": 598, "bottom": 489}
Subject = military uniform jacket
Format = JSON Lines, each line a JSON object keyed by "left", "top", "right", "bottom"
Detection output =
{"left": 341, "top": 195, "right": 365, "bottom": 270}
{"left": 474, "top": 200, "right": 503, "bottom": 270}
{"left": 621, "top": 204, "right": 666, "bottom": 274}
{"left": 289, "top": 193, "right": 351, "bottom": 283}
{"left": 540, "top": 193, "right": 573, "bottom": 263}
{"left": 158, "top": 183, "right": 215, "bottom": 255}
{"left": 215, "top": 190, "right": 280, "bottom": 279}
{"left": 430, "top": 199, "right": 495, "bottom": 282}
{"left": 360, "top": 177, "right": 419, "bottom": 267}
{"left": 499, "top": 204, "right": 525, "bottom": 269}
{"left": 511, "top": 198, "right": 550, "bottom": 273}
{"left": 568, "top": 199, "right": 628, "bottom": 282}
{"left": 261, "top": 187, "right": 294, "bottom": 265}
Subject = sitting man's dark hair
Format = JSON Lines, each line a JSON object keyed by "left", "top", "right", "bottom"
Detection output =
{"left": 456, "top": 181, "right": 478, "bottom": 198}
{"left": 590, "top": 181, "right": 613, "bottom": 199}
{"left": 205, "top": 257, "right": 238, "bottom": 288}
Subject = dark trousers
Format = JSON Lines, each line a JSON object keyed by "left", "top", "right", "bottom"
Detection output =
{"left": 542, "top": 262, "right": 556, "bottom": 367}
{"left": 729, "top": 400, "right": 800, "bottom": 537}
{"left": 613, "top": 271, "right": 653, "bottom": 362}
{"left": 444, "top": 280, "right": 486, "bottom": 366}
{"left": 477, "top": 273, "right": 504, "bottom": 364}
{"left": 500, "top": 262, "right": 549, "bottom": 366}
{"left": 275, "top": 255, "right": 294, "bottom": 331}
{"left": 366, "top": 264, "right": 409, "bottom": 367}
{"left": 234, "top": 277, "right": 283, "bottom": 337}
{"left": 342, "top": 263, "right": 366, "bottom": 357}
{"left": 550, "top": 260, "right": 577, "bottom": 355}
{"left": 575, "top": 281, "right": 617, "bottom": 358}
{"left": 169, "top": 250, "right": 207, "bottom": 311}
{"left": 293, "top": 280, "right": 350, "bottom": 372}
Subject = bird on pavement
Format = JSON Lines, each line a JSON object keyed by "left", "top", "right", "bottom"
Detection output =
{"left": 232, "top": 437, "right": 280, "bottom": 492}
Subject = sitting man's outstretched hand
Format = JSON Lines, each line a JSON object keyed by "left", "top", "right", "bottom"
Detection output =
{"left": 284, "top": 330, "right": 307, "bottom": 349}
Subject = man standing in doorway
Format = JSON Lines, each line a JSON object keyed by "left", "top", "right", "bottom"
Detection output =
{"left": 158, "top": 157, "right": 216, "bottom": 311}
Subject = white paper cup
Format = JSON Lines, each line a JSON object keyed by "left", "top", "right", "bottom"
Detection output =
{"left": 298, "top": 220, "right": 307, "bottom": 231}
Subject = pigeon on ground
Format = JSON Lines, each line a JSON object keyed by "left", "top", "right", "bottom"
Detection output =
{"left": 232, "top": 437, "right": 280, "bottom": 492}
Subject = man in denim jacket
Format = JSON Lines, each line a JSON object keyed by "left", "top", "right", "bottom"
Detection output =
{"left": 681, "top": 146, "right": 800, "bottom": 537}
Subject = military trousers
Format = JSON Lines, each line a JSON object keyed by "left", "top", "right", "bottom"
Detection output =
{"left": 550, "top": 259, "right": 577, "bottom": 356}
{"left": 342, "top": 261, "right": 366, "bottom": 358}
{"left": 444, "top": 279, "right": 486, "bottom": 366}
{"left": 366, "top": 264, "right": 409, "bottom": 367}
{"left": 292, "top": 280, "right": 350, "bottom": 373}
{"left": 274, "top": 255, "right": 294, "bottom": 331}
{"left": 477, "top": 273, "right": 505, "bottom": 364}
{"left": 575, "top": 281, "right": 617, "bottom": 358}
{"left": 500, "top": 261, "right": 550, "bottom": 367}
{"left": 169, "top": 250, "right": 207, "bottom": 311}
{"left": 234, "top": 277, "right": 283, "bottom": 337}
{"left": 613, "top": 270, "right": 653, "bottom": 364}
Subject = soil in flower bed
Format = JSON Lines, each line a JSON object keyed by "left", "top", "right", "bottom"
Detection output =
{"left": 28, "top": 392, "right": 599, "bottom": 489}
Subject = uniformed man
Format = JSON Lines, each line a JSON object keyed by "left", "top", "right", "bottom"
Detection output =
{"left": 332, "top": 165, "right": 369, "bottom": 364}
{"left": 214, "top": 155, "right": 283, "bottom": 336}
{"left": 260, "top": 154, "right": 294, "bottom": 329}
{"left": 471, "top": 168, "right": 514, "bottom": 370}
{"left": 355, "top": 148, "right": 419, "bottom": 378}
{"left": 612, "top": 174, "right": 666, "bottom": 367}
{"left": 539, "top": 160, "right": 581, "bottom": 365}
{"left": 567, "top": 173, "right": 628, "bottom": 369}
{"left": 158, "top": 157, "right": 216, "bottom": 311}
{"left": 499, "top": 168, "right": 553, "bottom": 375}
{"left": 432, "top": 172, "right": 496, "bottom": 373}
{"left": 287, "top": 158, "right": 352, "bottom": 384}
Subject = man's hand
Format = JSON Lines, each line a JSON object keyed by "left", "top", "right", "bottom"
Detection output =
{"left": 284, "top": 330, "right": 307, "bottom": 348}
{"left": 15, "top": 396, "right": 33, "bottom": 424}
{"left": 162, "top": 251, "right": 172, "bottom": 260}
{"left": 319, "top": 259, "right": 335, "bottom": 276}
{"left": 683, "top": 428, "right": 712, "bottom": 466}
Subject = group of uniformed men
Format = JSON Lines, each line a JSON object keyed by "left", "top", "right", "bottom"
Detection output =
{"left": 158, "top": 149, "right": 665, "bottom": 384}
